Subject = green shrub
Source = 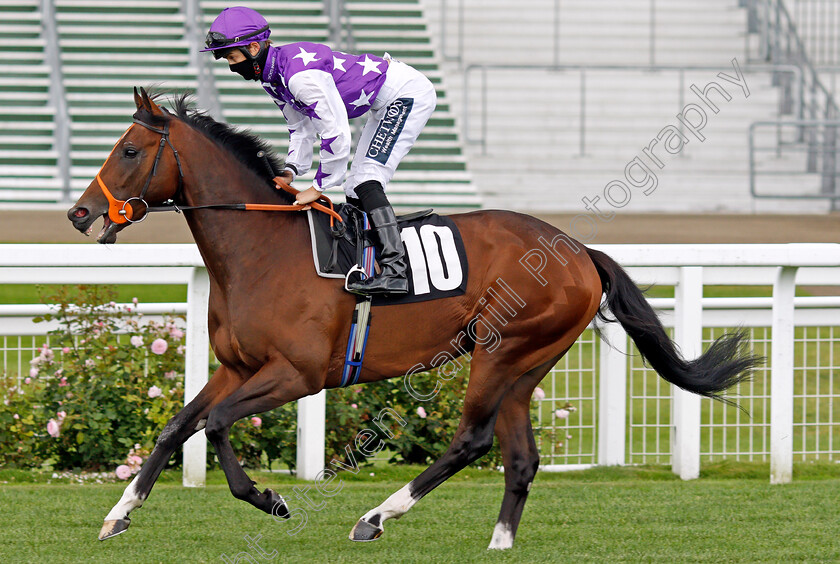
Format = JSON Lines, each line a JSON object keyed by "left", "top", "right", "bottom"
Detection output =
{"left": 0, "top": 285, "right": 505, "bottom": 475}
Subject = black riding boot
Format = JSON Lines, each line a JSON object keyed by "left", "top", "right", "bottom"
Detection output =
{"left": 347, "top": 205, "right": 409, "bottom": 295}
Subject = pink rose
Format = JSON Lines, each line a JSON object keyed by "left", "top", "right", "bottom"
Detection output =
{"left": 47, "top": 419, "right": 60, "bottom": 438}
{"left": 85, "top": 359, "right": 95, "bottom": 367}
{"left": 58, "top": 377, "right": 68, "bottom": 387}
{"left": 129, "top": 455, "right": 143, "bottom": 466}
{"left": 24, "top": 377, "right": 31, "bottom": 384}
{"left": 12, "top": 414, "right": 19, "bottom": 420}
{"left": 417, "top": 407, "right": 427, "bottom": 419}
{"left": 176, "top": 345, "right": 185, "bottom": 355}
{"left": 150, "top": 339, "right": 168, "bottom": 355}
{"left": 351, "top": 403, "right": 358, "bottom": 409}
{"left": 164, "top": 371, "right": 178, "bottom": 380}
{"left": 29, "top": 367, "right": 39, "bottom": 378}
{"left": 169, "top": 327, "right": 184, "bottom": 340}
{"left": 533, "top": 387, "right": 546, "bottom": 401}
{"left": 57, "top": 411, "right": 67, "bottom": 422}
{"left": 62, "top": 347, "right": 71, "bottom": 354}
{"left": 115, "top": 465, "right": 132, "bottom": 480}
{"left": 130, "top": 335, "right": 144, "bottom": 347}
{"left": 555, "top": 408, "right": 570, "bottom": 419}
{"left": 132, "top": 297, "right": 139, "bottom": 305}
{"left": 250, "top": 416, "right": 262, "bottom": 427}
{"left": 147, "top": 386, "right": 162, "bottom": 398}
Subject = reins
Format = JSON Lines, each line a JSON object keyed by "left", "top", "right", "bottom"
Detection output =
{"left": 96, "top": 117, "right": 344, "bottom": 226}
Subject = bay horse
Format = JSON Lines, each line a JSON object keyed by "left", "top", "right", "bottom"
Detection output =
{"left": 68, "top": 88, "right": 758, "bottom": 549}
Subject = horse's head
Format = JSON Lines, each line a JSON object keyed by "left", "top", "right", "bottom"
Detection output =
{"left": 67, "top": 87, "right": 183, "bottom": 244}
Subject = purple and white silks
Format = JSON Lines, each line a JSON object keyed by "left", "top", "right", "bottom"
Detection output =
{"left": 260, "top": 42, "right": 389, "bottom": 192}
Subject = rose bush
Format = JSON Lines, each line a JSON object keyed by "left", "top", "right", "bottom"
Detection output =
{"left": 0, "top": 285, "right": 187, "bottom": 471}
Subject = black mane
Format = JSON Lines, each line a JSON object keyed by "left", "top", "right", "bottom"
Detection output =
{"left": 136, "top": 91, "right": 294, "bottom": 204}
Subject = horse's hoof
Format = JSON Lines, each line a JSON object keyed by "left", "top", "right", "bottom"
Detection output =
{"left": 267, "top": 489, "right": 290, "bottom": 519}
{"left": 98, "top": 518, "right": 130, "bottom": 541}
{"left": 349, "top": 519, "right": 383, "bottom": 542}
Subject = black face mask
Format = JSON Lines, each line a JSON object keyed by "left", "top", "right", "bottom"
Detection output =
{"left": 229, "top": 45, "right": 269, "bottom": 81}
{"left": 230, "top": 58, "right": 257, "bottom": 80}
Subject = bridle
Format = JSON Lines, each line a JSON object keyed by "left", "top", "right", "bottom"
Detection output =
{"left": 94, "top": 116, "right": 343, "bottom": 226}
{"left": 95, "top": 119, "right": 184, "bottom": 225}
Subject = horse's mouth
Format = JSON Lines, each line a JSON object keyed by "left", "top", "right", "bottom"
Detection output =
{"left": 96, "top": 214, "right": 120, "bottom": 244}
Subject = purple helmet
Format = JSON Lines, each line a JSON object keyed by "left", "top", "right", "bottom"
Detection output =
{"left": 201, "top": 7, "right": 271, "bottom": 59}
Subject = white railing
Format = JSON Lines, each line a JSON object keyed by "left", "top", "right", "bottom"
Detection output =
{"left": 2, "top": 243, "right": 840, "bottom": 485}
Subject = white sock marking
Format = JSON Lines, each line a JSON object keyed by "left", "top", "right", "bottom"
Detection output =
{"left": 104, "top": 476, "right": 144, "bottom": 521}
{"left": 488, "top": 521, "right": 514, "bottom": 550}
{"left": 195, "top": 418, "right": 206, "bottom": 431}
{"left": 362, "top": 483, "right": 417, "bottom": 524}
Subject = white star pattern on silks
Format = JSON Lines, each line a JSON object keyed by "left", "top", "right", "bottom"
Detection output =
{"left": 356, "top": 55, "right": 382, "bottom": 76}
{"left": 349, "top": 88, "right": 374, "bottom": 109}
{"left": 293, "top": 47, "right": 320, "bottom": 66}
{"left": 333, "top": 56, "right": 347, "bottom": 72}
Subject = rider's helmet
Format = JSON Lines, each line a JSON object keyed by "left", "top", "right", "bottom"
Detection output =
{"left": 201, "top": 7, "right": 271, "bottom": 75}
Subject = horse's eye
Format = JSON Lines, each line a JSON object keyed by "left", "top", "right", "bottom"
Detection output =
{"left": 124, "top": 147, "right": 138, "bottom": 159}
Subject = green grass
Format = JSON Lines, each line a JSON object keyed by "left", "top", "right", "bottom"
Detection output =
{"left": 1, "top": 465, "right": 838, "bottom": 563}
{"left": 0, "top": 284, "right": 187, "bottom": 305}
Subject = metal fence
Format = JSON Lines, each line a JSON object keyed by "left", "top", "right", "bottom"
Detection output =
{"left": 463, "top": 63, "right": 801, "bottom": 157}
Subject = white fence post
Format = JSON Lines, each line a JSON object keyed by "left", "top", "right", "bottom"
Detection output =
{"left": 297, "top": 390, "right": 326, "bottom": 480}
{"left": 598, "top": 318, "right": 627, "bottom": 466}
{"left": 183, "top": 266, "right": 210, "bottom": 487}
{"left": 771, "top": 266, "right": 797, "bottom": 484}
{"left": 672, "top": 266, "right": 703, "bottom": 480}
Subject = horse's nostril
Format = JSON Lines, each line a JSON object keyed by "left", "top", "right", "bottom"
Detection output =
{"left": 73, "top": 208, "right": 89, "bottom": 219}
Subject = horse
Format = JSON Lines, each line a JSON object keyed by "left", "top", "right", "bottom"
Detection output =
{"left": 67, "top": 88, "right": 759, "bottom": 550}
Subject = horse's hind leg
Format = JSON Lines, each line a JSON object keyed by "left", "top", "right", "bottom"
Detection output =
{"left": 99, "top": 366, "right": 238, "bottom": 540}
{"left": 488, "top": 355, "right": 563, "bottom": 550}
{"left": 349, "top": 352, "right": 518, "bottom": 542}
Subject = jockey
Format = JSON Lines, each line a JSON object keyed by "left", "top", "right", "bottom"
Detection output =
{"left": 202, "top": 6, "right": 438, "bottom": 295}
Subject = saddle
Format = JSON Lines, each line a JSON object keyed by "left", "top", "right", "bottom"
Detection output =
{"left": 306, "top": 203, "right": 468, "bottom": 307}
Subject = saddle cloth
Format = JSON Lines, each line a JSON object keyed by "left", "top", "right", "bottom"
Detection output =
{"left": 306, "top": 204, "right": 469, "bottom": 306}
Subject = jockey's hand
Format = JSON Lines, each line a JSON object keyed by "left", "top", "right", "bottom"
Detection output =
{"left": 276, "top": 170, "right": 294, "bottom": 186}
{"left": 294, "top": 186, "right": 321, "bottom": 210}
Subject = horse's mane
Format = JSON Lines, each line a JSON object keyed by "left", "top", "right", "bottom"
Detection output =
{"left": 136, "top": 90, "right": 294, "bottom": 204}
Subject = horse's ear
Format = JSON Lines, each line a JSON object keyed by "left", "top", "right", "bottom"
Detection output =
{"left": 139, "top": 87, "right": 164, "bottom": 116}
{"left": 133, "top": 87, "right": 144, "bottom": 110}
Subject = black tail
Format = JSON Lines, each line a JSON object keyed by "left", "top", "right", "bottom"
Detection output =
{"left": 586, "top": 247, "right": 762, "bottom": 406}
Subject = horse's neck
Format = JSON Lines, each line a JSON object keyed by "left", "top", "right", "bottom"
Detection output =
{"left": 175, "top": 133, "right": 304, "bottom": 286}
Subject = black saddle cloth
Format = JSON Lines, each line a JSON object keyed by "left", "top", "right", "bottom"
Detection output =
{"left": 306, "top": 204, "right": 469, "bottom": 306}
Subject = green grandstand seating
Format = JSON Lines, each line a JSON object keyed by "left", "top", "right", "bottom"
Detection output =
{"left": 0, "top": 0, "right": 476, "bottom": 208}
{"left": 0, "top": 0, "right": 61, "bottom": 202}
{"left": 54, "top": 0, "right": 196, "bottom": 198}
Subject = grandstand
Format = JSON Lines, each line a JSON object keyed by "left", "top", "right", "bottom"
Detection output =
{"left": 423, "top": 0, "right": 838, "bottom": 212}
{"left": 0, "top": 0, "right": 838, "bottom": 212}
{"left": 0, "top": 0, "right": 475, "bottom": 209}
{"left": 0, "top": 0, "right": 60, "bottom": 202}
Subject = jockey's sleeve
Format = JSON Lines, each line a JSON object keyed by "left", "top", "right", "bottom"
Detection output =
{"left": 280, "top": 103, "right": 317, "bottom": 177}
{"left": 286, "top": 69, "right": 352, "bottom": 192}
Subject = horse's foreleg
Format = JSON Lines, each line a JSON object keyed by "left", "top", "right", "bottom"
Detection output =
{"left": 349, "top": 355, "right": 515, "bottom": 542}
{"left": 99, "top": 366, "right": 237, "bottom": 541}
{"left": 203, "top": 358, "right": 311, "bottom": 518}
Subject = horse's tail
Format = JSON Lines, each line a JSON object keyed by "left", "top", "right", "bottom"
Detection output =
{"left": 585, "top": 247, "right": 760, "bottom": 406}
